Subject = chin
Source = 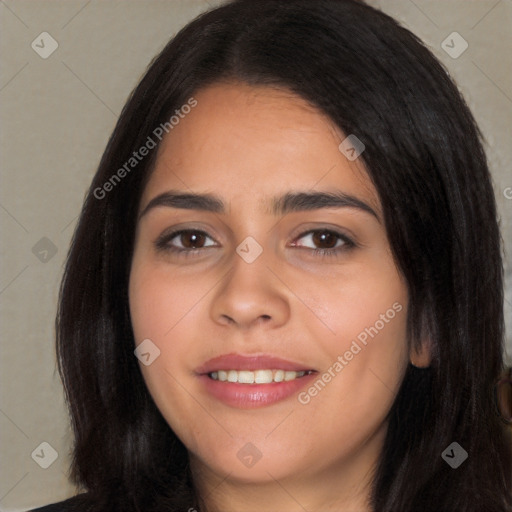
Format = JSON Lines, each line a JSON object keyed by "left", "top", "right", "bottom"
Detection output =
{"left": 189, "top": 438, "right": 308, "bottom": 484}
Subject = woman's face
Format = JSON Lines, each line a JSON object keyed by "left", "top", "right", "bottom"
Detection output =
{"left": 129, "top": 82, "right": 415, "bottom": 497}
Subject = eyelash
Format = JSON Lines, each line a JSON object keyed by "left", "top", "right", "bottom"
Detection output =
{"left": 154, "top": 228, "right": 356, "bottom": 259}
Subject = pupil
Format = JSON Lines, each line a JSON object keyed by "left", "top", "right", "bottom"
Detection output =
{"left": 313, "top": 231, "right": 336, "bottom": 249}
{"left": 183, "top": 232, "right": 204, "bottom": 248}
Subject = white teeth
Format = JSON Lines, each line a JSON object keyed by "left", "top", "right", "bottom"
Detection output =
{"left": 254, "top": 369, "right": 273, "bottom": 383}
{"left": 238, "top": 370, "right": 255, "bottom": 384}
{"left": 209, "top": 369, "right": 309, "bottom": 384}
{"left": 274, "top": 369, "right": 284, "bottom": 382}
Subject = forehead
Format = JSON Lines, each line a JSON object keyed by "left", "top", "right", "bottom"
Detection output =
{"left": 142, "top": 82, "right": 379, "bottom": 215}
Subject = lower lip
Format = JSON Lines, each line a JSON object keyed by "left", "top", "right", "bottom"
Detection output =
{"left": 198, "top": 372, "right": 317, "bottom": 408}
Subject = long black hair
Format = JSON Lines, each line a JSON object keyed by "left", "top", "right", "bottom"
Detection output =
{"left": 56, "top": 0, "right": 512, "bottom": 510}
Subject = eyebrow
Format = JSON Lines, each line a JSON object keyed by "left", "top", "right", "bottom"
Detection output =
{"left": 138, "top": 189, "right": 379, "bottom": 221}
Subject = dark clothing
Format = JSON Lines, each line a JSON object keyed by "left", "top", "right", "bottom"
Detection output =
{"left": 30, "top": 494, "right": 91, "bottom": 512}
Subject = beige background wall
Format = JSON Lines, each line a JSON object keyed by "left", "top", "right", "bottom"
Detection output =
{"left": 1, "top": 1, "right": 510, "bottom": 510}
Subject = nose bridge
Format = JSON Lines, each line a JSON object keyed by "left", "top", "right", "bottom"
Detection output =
{"left": 232, "top": 237, "right": 269, "bottom": 289}
{"left": 210, "top": 237, "right": 289, "bottom": 328}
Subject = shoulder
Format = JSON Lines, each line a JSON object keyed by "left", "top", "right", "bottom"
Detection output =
{"left": 28, "top": 493, "right": 93, "bottom": 512}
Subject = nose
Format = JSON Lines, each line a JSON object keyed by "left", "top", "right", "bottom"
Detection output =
{"left": 210, "top": 251, "right": 290, "bottom": 331}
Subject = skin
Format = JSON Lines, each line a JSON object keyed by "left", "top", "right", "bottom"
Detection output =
{"left": 129, "top": 82, "right": 430, "bottom": 512}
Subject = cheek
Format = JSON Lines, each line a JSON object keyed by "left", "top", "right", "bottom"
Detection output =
{"left": 299, "top": 257, "right": 410, "bottom": 417}
{"left": 311, "top": 255, "right": 408, "bottom": 359}
{"left": 129, "top": 266, "right": 176, "bottom": 341}
{"left": 128, "top": 256, "right": 218, "bottom": 379}
{"left": 129, "top": 256, "right": 205, "bottom": 342}
{"left": 129, "top": 260, "right": 205, "bottom": 443}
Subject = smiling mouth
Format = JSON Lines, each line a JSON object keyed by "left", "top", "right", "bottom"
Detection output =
{"left": 208, "top": 369, "right": 315, "bottom": 384}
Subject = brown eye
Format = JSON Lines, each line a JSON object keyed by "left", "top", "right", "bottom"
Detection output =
{"left": 292, "top": 229, "right": 355, "bottom": 258}
{"left": 179, "top": 231, "right": 208, "bottom": 249}
{"left": 155, "top": 229, "right": 216, "bottom": 253}
{"left": 155, "top": 227, "right": 355, "bottom": 260}
{"left": 311, "top": 230, "right": 339, "bottom": 249}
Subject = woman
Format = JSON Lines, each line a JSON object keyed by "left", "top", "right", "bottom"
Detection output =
{"left": 31, "top": 0, "right": 512, "bottom": 510}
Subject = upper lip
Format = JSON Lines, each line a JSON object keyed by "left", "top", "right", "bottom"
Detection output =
{"left": 195, "top": 353, "right": 317, "bottom": 375}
